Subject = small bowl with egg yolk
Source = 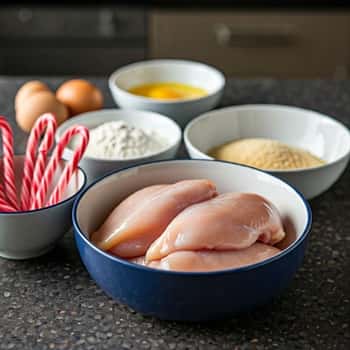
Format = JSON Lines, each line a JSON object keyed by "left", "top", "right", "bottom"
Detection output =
{"left": 108, "top": 59, "right": 225, "bottom": 128}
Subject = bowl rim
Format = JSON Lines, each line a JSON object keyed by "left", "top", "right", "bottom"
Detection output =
{"left": 184, "top": 104, "right": 350, "bottom": 173}
{"left": 72, "top": 158, "right": 312, "bottom": 276}
{"left": 108, "top": 59, "right": 226, "bottom": 105}
{"left": 55, "top": 108, "right": 182, "bottom": 162}
{"left": 0, "top": 155, "right": 87, "bottom": 215}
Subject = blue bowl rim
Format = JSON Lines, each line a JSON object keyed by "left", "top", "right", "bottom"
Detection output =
{"left": 72, "top": 158, "right": 312, "bottom": 276}
{"left": 0, "top": 155, "right": 87, "bottom": 215}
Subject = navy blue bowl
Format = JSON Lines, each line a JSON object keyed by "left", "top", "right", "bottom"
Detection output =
{"left": 72, "top": 159, "right": 312, "bottom": 321}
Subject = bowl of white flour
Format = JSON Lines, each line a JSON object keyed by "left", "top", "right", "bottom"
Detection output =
{"left": 56, "top": 109, "right": 181, "bottom": 182}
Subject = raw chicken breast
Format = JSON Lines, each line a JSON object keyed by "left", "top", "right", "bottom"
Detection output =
{"left": 128, "top": 256, "right": 145, "bottom": 265}
{"left": 146, "top": 193, "right": 285, "bottom": 262}
{"left": 91, "top": 179, "right": 217, "bottom": 258}
{"left": 148, "top": 243, "right": 281, "bottom": 272}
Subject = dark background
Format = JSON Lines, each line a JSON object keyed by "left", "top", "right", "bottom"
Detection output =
{"left": 1, "top": 1, "right": 350, "bottom": 77}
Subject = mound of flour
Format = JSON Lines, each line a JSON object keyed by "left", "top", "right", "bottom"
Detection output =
{"left": 73, "top": 120, "right": 168, "bottom": 159}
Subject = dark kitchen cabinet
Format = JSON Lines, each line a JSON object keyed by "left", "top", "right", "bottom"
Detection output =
{"left": 1, "top": 6, "right": 350, "bottom": 78}
{"left": 150, "top": 10, "right": 350, "bottom": 79}
{"left": 0, "top": 6, "right": 146, "bottom": 75}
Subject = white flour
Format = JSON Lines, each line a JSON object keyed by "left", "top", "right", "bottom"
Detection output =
{"left": 77, "top": 120, "right": 168, "bottom": 159}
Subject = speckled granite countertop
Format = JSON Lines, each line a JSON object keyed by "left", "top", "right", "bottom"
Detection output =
{"left": 0, "top": 77, "right": 349, "bottom": 350}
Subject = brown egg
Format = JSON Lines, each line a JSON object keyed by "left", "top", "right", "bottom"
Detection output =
{"left": 16, "top": 91, "right": 68, "bottom": 132}
{"left": 56, "top": 79, "right": 103, "bottom": 116}
{"left": 15, "top": 81, "right": 50, "bottom": 110}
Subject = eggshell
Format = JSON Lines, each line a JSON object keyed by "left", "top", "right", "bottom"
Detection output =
{"left": 15, "top": 81, "right": 50, "bottom": 110}
{"left": 16, "top": 91, "right": 68, "bottom": 132}
{"left": 56, "top": 79, "right": 103, "bottom": 116}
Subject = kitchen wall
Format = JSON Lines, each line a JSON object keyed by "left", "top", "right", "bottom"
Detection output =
{"left": 1, "top": 4, "right": 349, "bottom": 78}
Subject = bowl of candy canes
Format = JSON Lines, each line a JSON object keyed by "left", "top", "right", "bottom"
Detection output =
{"left": 0, "top": 113, "right": 88, "bottom": 259}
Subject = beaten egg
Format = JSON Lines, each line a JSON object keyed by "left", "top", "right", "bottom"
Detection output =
{"left": 128, "top": 82, "right": 207, "bottom": 100}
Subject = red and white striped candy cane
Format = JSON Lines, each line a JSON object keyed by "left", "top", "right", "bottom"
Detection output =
{"left": 0, "top": 198, "right": 16, "bottom": 212}
{"left": 47, "top": 126, "right": 89, "bottom": 207}
{"left": 20, "top": 113, "right": 57, "bottom": 210}
{"left": 0, "top": 116, "right": 18, "bottom": 210}
{"left": 0, "top": 183, "right": 5, "bottom": 202}
{"left": 0, "top": 183, "right": 16, "bottom": 212}
{"left": 30, "top": 114, "right": 57, "bottom": 207}
{"left": 32, "top": 125, "right": 89, "bottom": 209}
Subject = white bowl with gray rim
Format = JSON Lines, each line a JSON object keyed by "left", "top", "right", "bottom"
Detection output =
{"left": 108, "top": 59, "right": 225, "bottom": 128}
{"left": 184, "top": 104, "right": 350, "bottom": 199}
{"left": 0, "top": 155, "right": 86, "bottom": 260}
{"left": 56, "top": 108, "right": 182, "bottom": 183}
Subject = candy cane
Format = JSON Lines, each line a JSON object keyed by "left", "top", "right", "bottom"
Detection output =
{"left": 20, "top": 113, "right": 57, "bottom": 210}
{"left": 32, "top": 125, "right": 89, "bottom": 209}
{"left": 47, "top": 126, "right": 89, "bottom": 207}
{"left": 0, "top": 116, "right": 18, "bottom": 210}
{"left": 0, "top": 183, "right": 15, "bottom": 212}
{"left": 0, "top": 183, "right": 5, "bottom": 202}
{"left": 30, "top": 114, "right": 57, "bottom": 207}
{"left": 0, "top": 200, "right": 16, "bottom": 212}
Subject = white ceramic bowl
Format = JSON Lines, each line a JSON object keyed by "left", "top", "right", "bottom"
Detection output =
{"left": 0, "top": 155, "right": 86, "bottom": 260}
{"left": 184, "top": 104, "right": 350, "bottom": 199}
{"left": 108, "top": 59, "right": 225, "bottom": 128}
{"left": 56, "top": 109, "right": 182, "bottom": 183}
